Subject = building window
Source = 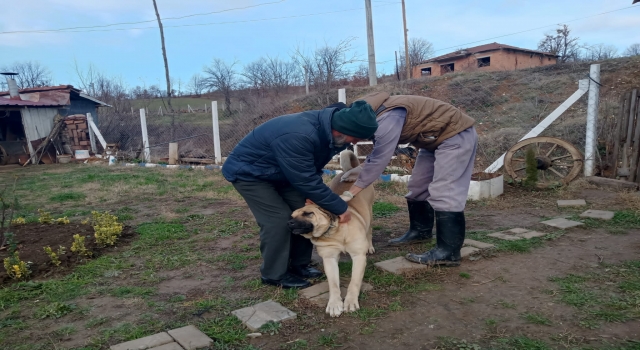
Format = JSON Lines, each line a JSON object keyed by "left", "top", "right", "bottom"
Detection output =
{"left": 421, "top": 67, "right": 432, "bottom": 76}
{"left": 440, "top": 63, "right": 454, "bottom": 75}
{"left": 477, "top": 57, "right": 490, "bottom": 67}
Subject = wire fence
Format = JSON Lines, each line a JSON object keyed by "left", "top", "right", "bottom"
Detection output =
{"left": 97, "top": 62, "right": 625, "bottom": 175}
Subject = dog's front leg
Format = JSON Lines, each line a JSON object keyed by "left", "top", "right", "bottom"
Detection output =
{"left": 322, "top": 256, "right": 343, "bottom": 317}
{"left": 344, "top": 254, "right": 367, "bottom": 313}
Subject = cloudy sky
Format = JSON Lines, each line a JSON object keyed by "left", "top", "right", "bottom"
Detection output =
{"left": 1, "top": 0, "right": 639, "bottom": 89}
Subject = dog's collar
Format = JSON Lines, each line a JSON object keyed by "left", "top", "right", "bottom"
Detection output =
{"left": 317, "top": 207, "right": 339, "bottom": 237}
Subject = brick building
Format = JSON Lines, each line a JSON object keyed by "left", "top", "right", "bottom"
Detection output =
{"left": 413, "top": 42, "right": 557, "bottom": 78}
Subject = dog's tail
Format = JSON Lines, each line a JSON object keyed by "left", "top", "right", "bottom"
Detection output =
{"left": 339, "top": 150, "right": 360, "bottom": 172}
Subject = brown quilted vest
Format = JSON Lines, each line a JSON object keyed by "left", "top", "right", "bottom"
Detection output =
{"left": 358, "top": 92, "right": 475, "bottom": 150}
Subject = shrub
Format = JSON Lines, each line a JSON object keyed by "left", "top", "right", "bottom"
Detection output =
{"left": 92, "top": 211, "right": 123, "bottom": 247}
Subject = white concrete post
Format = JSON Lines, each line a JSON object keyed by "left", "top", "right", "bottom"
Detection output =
{"left": 139, "top": 108, "right": 150, "bottom": 162}
{"left": 212, "top": 101, "right": 222, "bottom": 164}
{"left": 584, "top": 64, "right": 601, "bottom": 177}
{"left": 86, "top": 113, "right": 98, "bottom": 154}
{"left": 339, "top": 88, "right": 347, "bottom": 104}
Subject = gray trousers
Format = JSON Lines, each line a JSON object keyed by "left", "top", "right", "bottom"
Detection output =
{"left": 405, "top": 127, "right": 478, "bottom": 212}
{"left": 233, "top": 181, "right": 313, "bottom": 280}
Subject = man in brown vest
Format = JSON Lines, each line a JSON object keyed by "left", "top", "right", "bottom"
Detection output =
{"left": 341, "top": 92, "right": 477, "bottom": 267}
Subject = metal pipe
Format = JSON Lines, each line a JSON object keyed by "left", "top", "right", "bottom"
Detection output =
{"left": 584, "top": 64, "right": 600, "bottom": 177}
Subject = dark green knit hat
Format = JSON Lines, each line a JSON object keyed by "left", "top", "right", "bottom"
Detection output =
{"left": 331, "top": 100, "right": 378, "bottom": 139}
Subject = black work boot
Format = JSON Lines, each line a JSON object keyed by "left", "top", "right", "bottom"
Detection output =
{"left": 288, "top": 264, "right": 324, "bottom": 279}
{"left": 261, "top": 274, "right": 311, "bottom": 289}
{"left": 388, "top": 200, "right": 434, "bottom": 246}
{"left": 405, "top": 211, "right": 465, "bottom": 267}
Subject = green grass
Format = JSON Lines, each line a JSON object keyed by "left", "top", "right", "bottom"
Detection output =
{"left": 498, "top": 300, "right": 517, "bottom": 309}
{"left": 110, "top": 286, "right": 156, "bottom": 298}
{"left": 459, "top": 272, "right": 471, "bottom": 279}
{"left": 372, "top": 201, "right": 400, "bottom": 218}
{"left": 34, "top": 302, "right": 76, "bottom": 319}
{"left": 550, "top": 260, "right": 640, "bottom": 328}
{"left": 465, "top": 230, "right": 556, "bottom": 253}
{"left": 570, "top": 210, "right": 640, "bottom": 234}
{"left": 136, "top": 222, "right": 188, "bottom": 242}
{"left": 49, "top": 191, "right": 86, "bottom": 202}
{"left": 522, "top": 312, "right": 552, "bottom": 325}
{"left": 213, "top": 252, "right": 261, "bottom": 270}
{"left": 86, "top": 316, "right": 109, "bottom": 329}
{"left": 350, "top": 306, "right": 387, "bottom": 321}
{"left": 495, "top": 336, "right": 552, "bottom": 350}
{"left": 317, "top": 332, "right": 341, "bottom": 347}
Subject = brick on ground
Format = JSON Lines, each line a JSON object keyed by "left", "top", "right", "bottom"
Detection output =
{"left": 540, "top": 218, "right": 584, "bottom": 229}
{"left": 580, "top": 210, "right": 615, "bottom": 220}
{"left": 463, "top": 239, "right": 495, "bottom": 249}
{"left": 167, "top": 325, "right": 213, "bottom": 350}
{"left": 231, "top": 300, "right": 296, "bottom": 331}
{"left": 374, "top": 256, "right": 430, "bottom": 275}
{"left": 557, "top": 199, "right": 587, "bottom": 207}
{"left": 149, "top": 343, "right": 184, "bottom": 350}
{"left": 110, "top": 332, "right": 173, "bottom": 350}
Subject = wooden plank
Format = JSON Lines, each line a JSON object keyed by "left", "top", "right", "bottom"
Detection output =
{"left": 629, "top": 91, "right": 640, "bottom": 182}
{"left": 620, "top": 90, "right": 635, "bottom": 179}
{"left": 611, "top": 93, "right": 629, "bottom": 178}
{"left": 586, "top": 176, "right": 638, "bottom": 190}
{"left": 88, "top": 118, "right": 108, "bottom": 150}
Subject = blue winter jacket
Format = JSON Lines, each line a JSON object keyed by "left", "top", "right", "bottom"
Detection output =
{"left": 222, "top": 107, "right": 349, "bottom": 215}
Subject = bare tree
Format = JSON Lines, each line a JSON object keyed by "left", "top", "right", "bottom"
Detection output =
{"left": 624, "top": 43, "right": 640, "bottom": 57}
{"left": 203, "top": 59, "right": 239, "bottom": 114}
{"left": 398, "top": 38, "right": 434, "bottom": 79}
{"left": 293, "top": 38, "right": 358, "bottom": 95}
{"left": 0, "top": 61, "right": 53, "bottom": 89}
{"left": 187, "top": 73, "right": 207, "bottom": 97}
{"left": 584, "top": 43, "right": 619, "bottom": 61}
{"left": 242, "top": 58, "right": 270, "bottom": 96}
{"left": 152, "top": 0, "right": 173, "bottom": 112}
{"left": 74, "top": 61, "right": 131, "bottom": 114}
{"left": 538, "top": 24, "right": 580, "bottom": 63}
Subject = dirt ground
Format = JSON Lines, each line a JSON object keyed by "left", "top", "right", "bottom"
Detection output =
{"left": 0, "top": 164, "right": 638, "bottom": 350}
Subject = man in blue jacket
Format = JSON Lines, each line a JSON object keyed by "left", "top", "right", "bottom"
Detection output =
{"left": 222, "top": 101, "right": 378, "bottom": 289}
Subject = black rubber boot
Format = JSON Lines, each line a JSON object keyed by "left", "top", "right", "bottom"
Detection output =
{"left": 405, "top": 211, "right": 465, "bottom": 267}
{"left": 261, "top": 274, "right": 312, "bottom": 289}
{"left": 388, "top": 200, "right": 434, "bottom": 246}
{"left": 289, "top": 264, "right": 324, "bottom": 279}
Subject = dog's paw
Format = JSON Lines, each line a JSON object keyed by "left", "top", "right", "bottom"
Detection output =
{"left": 368, "top": 245, "right": 375, "bottom": 254}
{"left": 343, "top": 296, "right": 360, "bottom": 313}
{"left": 326, "top": 298, "right": 344, "bottom": 317}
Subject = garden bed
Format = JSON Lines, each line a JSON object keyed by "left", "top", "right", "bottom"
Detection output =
{"left": 0, "top": 223, "right": 135, "bottom": 284}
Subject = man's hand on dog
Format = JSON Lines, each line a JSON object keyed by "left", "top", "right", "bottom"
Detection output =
{"left": 305, "top": 196, "right": 353, "bottom": 223}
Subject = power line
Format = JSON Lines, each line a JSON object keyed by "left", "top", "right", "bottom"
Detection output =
{"left": 3, "top": 3, "right": 401, "bottom": 35}
{"left": 0, "top": 0, "right": 287, "bottom": 35}
{"left": 431, "top": 4, "right": 639, "bottom": 53}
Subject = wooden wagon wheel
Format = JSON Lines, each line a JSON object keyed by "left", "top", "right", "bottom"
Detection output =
{"left": 0, "top": 145, "right": 8, "bottom": 166}
{"left": 504, "top": 137, "right": 583, "bottom": 185}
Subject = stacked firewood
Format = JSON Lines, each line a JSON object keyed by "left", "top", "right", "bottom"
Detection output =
{"left": 62, "top": 115, "right": 92, "bottom": 153}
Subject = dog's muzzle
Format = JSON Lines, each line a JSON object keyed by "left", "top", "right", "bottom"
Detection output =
{"left": 287, "top": 219, "right": 314, "bottom": 235}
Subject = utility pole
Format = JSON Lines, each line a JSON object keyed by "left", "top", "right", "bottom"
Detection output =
{"left": 152, "top": 0, "right": 173, "bottom": 112}
{"left": 395, "top": 51, "right": 400, "bottom": 80}
{"left": 402, "top": 0, "right": 411, "bottom": 80}
{"left": 365, "top": 0, "right": 377, "bottom": 86}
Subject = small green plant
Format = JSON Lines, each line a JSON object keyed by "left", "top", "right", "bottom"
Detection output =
{"left": 10, "top": 217, "right": 25, "bottom": 225}
{"left": 372, "top": 201, "right": 400, "bottom": 218}
{"left": 388, "top": 301, "right": 404, "bottom": 312}
{"left": 498, "top": 300, "right": 516, "bottom": 309}
{"left": 38, "top": 209, "right": 53, "bottom": 224}
{"left": 288, "top": 339, "right": 308, "bottom": 350}
{"left": 259, "top": 321, "right": 281, "bottom": 335}
{"left": 91, "top": 211, "right": 123, "bottom": 246}
{"left": 35, "top": 302, "right": 75, "bottom": 319}
{"left": 3, "top": 251, "right": 29, "bottom": 280}
{"left": 459, "top": 272, "right": 471, "bottom": 279}
{"left": 522, "top": 312, "right": 552, "bottom": 325}
{"left": 49, "top": 191, "right": 85, "bottom": 202}
{"left": 44, "top": 245, "right": 66, "bottom": 266}
{"left": 71, "top": 234, "right": 92, "bottom": 257}
{"left": 317, "top": 332, "right": 340, "bottom": 347}
{"left": 524, "top": 147, "right": 538, "bottom": 187}
{"left": 438, "top": 337, "right": 482, "bottom": 350}
{"left": 55, "top": 217, "right": 70, "bottom": 225}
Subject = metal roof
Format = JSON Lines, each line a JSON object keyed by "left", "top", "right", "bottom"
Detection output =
{"left": 422, "top": 42, "right": 557, "bottom": 64}
{"left": 0, "top": 85, "right": 111, "bottom": 108}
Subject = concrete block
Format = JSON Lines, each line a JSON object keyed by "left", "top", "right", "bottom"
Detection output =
{"left": 580, "top": 210, "right": 614, "bottom": 220}
{"left": 557, "top": 199, "right": 587, "bottom": 207}
{"left": 301, "top": 280, "right": 373, "bottom": 307}
{"left": 463, "top": 239, "right": 495, "bottom": 249}
{"left": 486, "top": 232, "right": 523, "bottom": 241}
{"left": 110, "top": 332, "right": 173, "bottom": 350}
{"left": 505, "top": 228, "right": 530, "bottom": 234}
{"left": 373, "top": 256, "right": 430, "bottom": 275}
{"left": 541, "top": 218, "right": 584, "bottom": 229}
{"left": 167, "top": 325, "right": 213, "bottom": 350}
{"left": 231, "top": 300, "right": 296, "bottom": 331}
{"left": 460, "top": 246, "right": 480, "bottom": 258}
{"left": 308, "top": 287, "right": 348, "bottom": 307}
{"left": 149, "top": 343, "right": 184, "bottom": 350}
{"left": 515, "top": 231, "right": 548, "bottom": 239}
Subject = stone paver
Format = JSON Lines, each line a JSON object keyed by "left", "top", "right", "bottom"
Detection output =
{"left": 541, "top": 218, "right": 584, "bottom": 229}
{"left": 149, "top": 343, "right": 184, "bottom": 350}
{"left": 374, "top": 256, "right": 430, "bottom": 274}
{"left": 300, "top": 280, "right": 373, "bottom": 307}
{"left": 110, "top": 332, "right": 174, "bottom": 350}
{"left": 460, "top": 246, "right": 480, "bottom": 258}
{"left": 167, "top": 325, "right": 213, "bottom": 350}
{"left": 308, "top": 287, "right": 348, "bottom": 307}
{"left": 515, "top": 231, "right": 548, "bottom": 239}
{"left": 486, "top": 232, "right": 523, "bottom": 241}
{"left": 505, "top": 228, "right": 530, "bottom": 234}
{"left": 463, "top": 239, "right": 495, "bottom": 249}
{"left": 232, "top": 300, "right": 296, "bottom": 331}
{"left": 557, "top": 199, "right": 587, "bottom": 207}
{"left": 580, "top": 210, "right": 615, "bottom": 220}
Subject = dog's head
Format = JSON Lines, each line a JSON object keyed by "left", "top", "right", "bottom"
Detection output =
{"left": 288, "top": 204, "right": 338, "bottom": 238}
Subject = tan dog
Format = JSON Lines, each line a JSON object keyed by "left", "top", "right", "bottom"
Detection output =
{"left": 288, "top": 151, "right": 374, "bottom": 317}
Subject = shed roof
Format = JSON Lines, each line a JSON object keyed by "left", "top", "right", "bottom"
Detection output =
{"left": 0, "top": 85, "right": 111, "bottom": 108}
{"left": 422, "top": 42, "right": 557, "bottom": 64}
